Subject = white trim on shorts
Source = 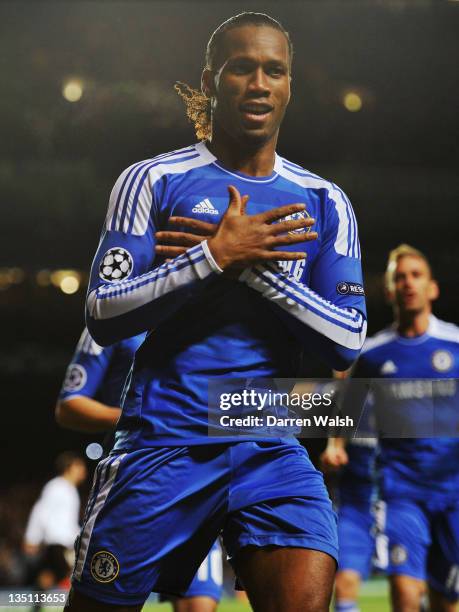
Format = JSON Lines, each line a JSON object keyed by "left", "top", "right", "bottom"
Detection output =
{"left": 73, "top": 454, "right": 126, "bottom": 581}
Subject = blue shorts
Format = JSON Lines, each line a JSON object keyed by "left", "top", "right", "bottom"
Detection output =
{"left": 72, "top": 441, "right": 337, "bottom": 606}
{"left": 382, "top": 497, "right": 459, "bottom": 602}
{"left": 159, "top": 540, "right": 223, "bottom": 602}
{"left": 338, "top": 501, "right": 375, "bottom": 579}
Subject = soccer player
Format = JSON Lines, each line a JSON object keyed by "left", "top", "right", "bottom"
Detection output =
{"left": 56, "top": 328, "right": 144, "bottom": 435}
{"left": 350, "top": 244, "right": 459, "bottom": 612}
{"left": 319, "top": 367, "right": 380, "bottom": 612}
{"left": 321, "top": 435, "right": 379, "bottom": 612}
{"left": 66, "top": 12, "right": 367, "bottom": 611}
{"left": 56, "top": 327, "right": 223, "bottom": 612}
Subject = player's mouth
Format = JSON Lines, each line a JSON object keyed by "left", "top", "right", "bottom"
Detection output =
{"left": 402, "top": 292, "right": 417, "bottom": 303}
{"left": 240, "top": 102, "right": 273, "bottom": 124}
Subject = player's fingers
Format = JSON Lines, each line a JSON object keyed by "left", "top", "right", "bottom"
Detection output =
{"left": 268, "top": 232, "right": 318, "bottom": 247}
{"left": 169, "top": 217, "right": 216, "bottom": 235}
{"left": 155, "top": 231, "right": 204, "bottom": 246}
{"left": 262, "top": 250, "right": 307, "bottom": 261}
{"left": 268, "top": 217, "right": 315, "bottom": 235}
{"left": 226, "top": 185, "right": 244, "bottom": 215}
{"left": 155, "top": 245, "right": 188, "bottom": 257}
{"left": 257, "top": 203, "right": 305, "bottom": 224}
{"left": 240, "top": 195, "right": 250, "bottom": 216}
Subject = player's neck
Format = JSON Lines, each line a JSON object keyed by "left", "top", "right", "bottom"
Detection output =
{"left": 207, "top": 127, "right": 278, "bottom": 177}
{"left": 396, "top": 308, "right": 431, "bottom": 338}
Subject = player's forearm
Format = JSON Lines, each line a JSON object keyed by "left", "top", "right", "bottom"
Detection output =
{"left": 86, "top": 242, "right": 222, "bottom": 345}
{"left": 55, "top": 397, "right": 121, "bottom": 433}
{"left": 326, "top": 437, "right": 347, "bottom": 451}
{"left": 240, "top": 262, "right": 367, "bottom": 370}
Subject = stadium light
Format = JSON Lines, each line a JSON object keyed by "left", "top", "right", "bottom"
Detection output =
{"left": 343, "top": 91, "right": 363, "bottom": 112}
{"left": 0, "top": 270, "right": 11, "bottom": 290}
{"left": 62, "top": 78, "right": 84, "bottom": 102}
{"left": 50, "top": 269, "right": 81, "bottom": 294}
{"left": 0, "top": 267, "right": 25, "bottom": 290}
{"left": 36, "top": 269, "right": 51, "bottom": 287}
{"left": 59, "top": 276, "right": 80, "bottom": 294}
{"left": 8, "top": 268, "right": 25, "bottom": 284}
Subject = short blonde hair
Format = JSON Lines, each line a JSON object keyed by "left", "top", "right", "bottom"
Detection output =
{"left": 385, "top": 244, "right": 432, "bottom": 290}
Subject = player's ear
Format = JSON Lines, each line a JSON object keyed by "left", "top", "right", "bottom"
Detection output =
{"left": 428, "top": 279, "right": 439, "bottom": 302}
{"left": 287, "top": 73, "right": 292, "bottom": 105}
{"left": 201, "top": 68, "right": 216, "bottom": 98}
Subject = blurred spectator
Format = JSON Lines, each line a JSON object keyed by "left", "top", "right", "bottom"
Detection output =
{"left": 23, "top": 452, "right": 87, "bottom": 597}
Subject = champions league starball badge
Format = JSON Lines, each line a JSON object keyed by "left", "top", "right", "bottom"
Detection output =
{"left": 99, "top": 247, "right": 133, "bottom": 283}
{"left": 62, "top": 364, "right": 87, "bottom": 392}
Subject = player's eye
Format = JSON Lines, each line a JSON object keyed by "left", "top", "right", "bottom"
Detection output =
{"left": 228, "top": 59, "right": 255, "bottom": 75}
{"left": 267, "top": 65, "right": 287, "bottom": 78}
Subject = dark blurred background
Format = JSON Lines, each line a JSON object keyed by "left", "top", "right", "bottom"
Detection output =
{"left": 1, "top": 0, "right": 458, "bottom": 492}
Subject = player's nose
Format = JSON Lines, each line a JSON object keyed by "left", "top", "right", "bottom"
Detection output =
{"left": 247, "top": 67, "right": 270, "bottom": 95}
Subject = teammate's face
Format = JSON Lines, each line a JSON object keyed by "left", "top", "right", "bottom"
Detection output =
{"left": 204, "top": 25, "right": 291, "bottom": 146}
{"left": 389, "top": 256, "right": 438, "bottom": 315}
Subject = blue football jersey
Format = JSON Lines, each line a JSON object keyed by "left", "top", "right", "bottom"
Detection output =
{"left": 59, "top": 328, "right": 145, "bottom": 407}
{"left": 356, "top": 315, "right": 459, "bottom": 501}
{"left": 338, "top": 438, "right": 378, "bottom": 504}
{"left": 85, "top": 143, "right": 367, "bottom": 448}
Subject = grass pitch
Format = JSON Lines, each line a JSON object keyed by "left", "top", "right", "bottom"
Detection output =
{"left": 143, "top": 598, "right": 389, "bottom": 611}
{"left": 143, "top": 579, "right": 391, "bottom": 611}
{"left": 23, "top": 579, "right": 390, "bottom": 611}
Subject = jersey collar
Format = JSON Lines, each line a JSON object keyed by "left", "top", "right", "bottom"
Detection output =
{"left": 394, "top": 314, "right": 437, "bottom": 345}
{"left": 195, "top": 141, "right": 282, "bottom": 183}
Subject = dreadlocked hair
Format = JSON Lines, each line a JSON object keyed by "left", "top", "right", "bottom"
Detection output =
{"left": 175, "top": 12, "right": 293, "bottom": 142}
{"left": 174, "top": 81, "right": 211, "bottom": 141}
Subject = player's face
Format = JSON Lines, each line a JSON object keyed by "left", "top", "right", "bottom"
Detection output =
{"left": 390, "top": 256, "right": 438, "bottom": 315}
{"left": 205, "top": 25, "right": 291, "bottom": 146}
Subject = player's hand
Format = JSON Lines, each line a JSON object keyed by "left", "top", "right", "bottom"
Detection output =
{"left": 208, "top": 186, "right": 317, "bottom": 271}
{"left": 155, "top": 217, "right": 217, "bottom": 258}
{"left": 320, "top": 445, "right": 349, "bottom": 472}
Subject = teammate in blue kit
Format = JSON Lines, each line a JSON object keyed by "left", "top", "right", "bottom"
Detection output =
{"left": 66, "top": 12, "right": 367, "bottom": 611}
{"left": 56, "top": 328, "right": 145, "bottom": 435}
{"left": 354, "top": 245, "right": 459, "bottom": 612}
{"left": 321, "top": 369, "right": 380, "bottom": 612}
{"left": 57, "top": 328, "right": 223, "bottom": 611}
{"left": 321, "top": 434, "right": 379, "bottom": 612}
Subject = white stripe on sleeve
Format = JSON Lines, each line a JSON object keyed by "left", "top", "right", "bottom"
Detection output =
{"left": 240, "top": 264, "right": 367, "bottom": 350}
{"left": 87, "top": 241, "right": 222, "bottom": 322}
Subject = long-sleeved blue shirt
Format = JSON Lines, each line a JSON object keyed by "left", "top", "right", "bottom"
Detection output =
{"left": 85, "top": 142, "right": 367, "bottom": 448}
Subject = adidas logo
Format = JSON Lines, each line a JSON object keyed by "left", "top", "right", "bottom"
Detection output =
{"left": 192, "top": 199, "right": 219, "bottom": 215}
{"left": 381, "top": 360, "right": 398, "bottom": 374}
